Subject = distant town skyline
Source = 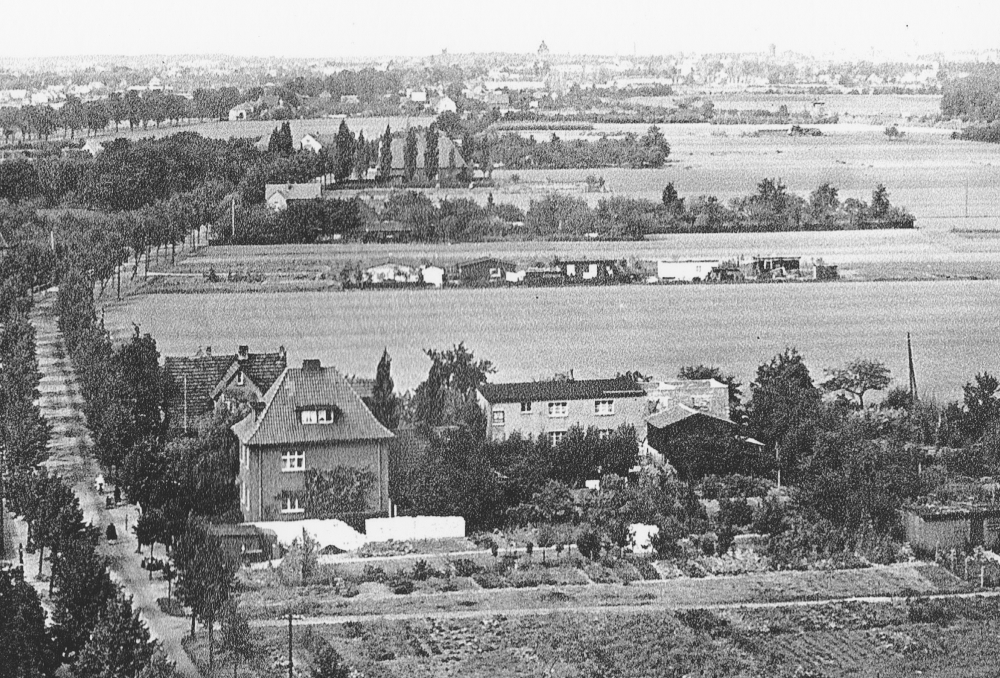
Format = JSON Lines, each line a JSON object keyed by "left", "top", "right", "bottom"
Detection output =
{"left": 4, "top": 0, "right": 998, "bottom": 61}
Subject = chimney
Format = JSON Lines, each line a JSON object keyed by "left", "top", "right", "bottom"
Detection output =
{"left": 205, "top": 346, "right": 212, "bottom": 357}
{"left": 302, "top": 359, "right": 322, "bottom": 372}
{"left": 238, "top": 345, "right": 249, "bottom": 362}
{"left": 279, "top": 345, "right": 286, "bottom": 359}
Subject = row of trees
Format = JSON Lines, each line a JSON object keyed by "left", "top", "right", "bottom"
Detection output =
{"left": 0, "top": 85, "right": 283, "bottom": 144}
{"left": 0, "top": 244, "right": 176, "bottom": 678}
{"left": 493, "top": 126, "right": 672, "bottom": 169}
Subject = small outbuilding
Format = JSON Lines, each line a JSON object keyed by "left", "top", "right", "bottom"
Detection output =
{"left": 902, "top": 503, "right": 1000, "bottom": 553}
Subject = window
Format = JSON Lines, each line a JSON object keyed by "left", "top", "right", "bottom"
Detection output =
{"left": 300, "top": 409, "right": 317, "bottom": 424}
{"left": 489, "top": 267, "right": 501, "bottom": 279}
{"left": 491, "top": 409, "right": 506, "bottom": 426}
{"left": 281, "top": 496, "right": 304, "bottom": 514}
{"left": 301, "top": 407, "right": 336, "bottom": 424}
{"left": 548, "top": 430, "right": 567, "bottom": 446}
{"left": 598, "top": 428, "right": 613, "bottom": 440}
{"left": 281, "top": 450, "right": 305, "bottom": 472}
{"left": 594, "top": 399, "right": 615, "bottom": 416}
{"left": 241, "top": 445, "right": 249, "bottom": 468}
{"left": 236, "top": 371, "right": 245, "bottom": 386}
{"left": 520, "top": 401, "right": 532, "bottom": 413}
{"left": 548, "top": 401, "right": 568, "bottom": 418}
{"left": 316, "top": 408, "right": 335, "bottom": 423}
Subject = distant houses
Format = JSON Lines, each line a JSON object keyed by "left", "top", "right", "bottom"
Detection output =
{"left": 265, "top": 183, "right": 323, "bottom": 211}
{"left": 454, "top": 257, "right": 517, "bottom": 285}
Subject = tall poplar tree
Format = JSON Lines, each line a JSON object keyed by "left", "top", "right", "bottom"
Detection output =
{"left": 376, "top": 125, "right": 393, "bottom": 182}
{"left": 372, "top": 348, "right": 399, "bottom": 430}
{"left": 333, "top": 119, "right": 355, "bottom": 183}
{"left": 424, "top": 125, "right": 440, "bottom": 182}
{"left": 403, "top": 127, "right": 419, "bottom": 183}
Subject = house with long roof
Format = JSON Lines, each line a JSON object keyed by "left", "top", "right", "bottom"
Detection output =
{"left": 265, "top": 183, "right": 322, "bottom": 211}
{"left": 162, "top": 345, "right": 287, "bottom": 430}
{"left": 232, "top": 359, "right": 394, "bottom": 522}
{"left": 477, "top": 377, "right": 649, "bottom": 444}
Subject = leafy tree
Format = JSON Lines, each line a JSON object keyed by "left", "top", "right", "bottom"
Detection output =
{"left": 822, "top": 358, "right": 892, "bottom": 409}
{"left": 353, "top": 131, "right": 368, "bottom": 180}
{"left": 424, "top": 125, "right": 440, "bottom": 182}
{"left": 870, "top": 183, "right": 891, "bottom": 219}
{"left": 0, "top": 565, "right": 59, "bottom": 678}
{"left": 403, "top": 127, "right": 419, "bottom": 182}
{"left": 371, "top": 348, "right": 399, "bottom": 429}
{"left": 376, "top": 125, "right": 393, "bottom": 182}
{"left": 302, "top": 467, "right": 376, "bottom": 517}
{"left": 962, "top": 372, "right": 1000, "bottom": 441}
{"left": 661, "top": 182, "right": 684, "bottom": 212}
{"left": 173, "top": 517, "right": 238, "bottom": 665}
{"left": 51, "top": 537, "right": 117, "bottom": 661}
{"left": 412, "top": 343, "right": 495, "bottom": 426}
{"left": 73, "top": 592, "right": 157, "bottom": 678}
{"left": 219, "top": 601, "right": 256, "bottom": 678}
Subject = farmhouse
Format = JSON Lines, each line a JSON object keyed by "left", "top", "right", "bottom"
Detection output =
{"left": 364, "top": 262, "right": 419, "bottom": 285}
{"left": 299, "top": 133, "right": 337, "bottom": 153}
{"left": 421, "top": 265, "right": 445, "bottom": 288}
{"left": 386, "top": 132, "right": 467, "bottom": 183}
{"left": 233, "top": 359, "right": 394, "bottom": 522}
{"left": 228, "top": 101, "right": 255, "bottom": 121}
{"left": 265, "top": 183, "right": 322, "bottom": 211}
{"left": 751, "top": 256, "right": 801, "bottom": 280}
{"left": 902, "top": 503, "right": 1000, "bottom": 552}
{"left": 477, "top": 377, "right": 649, "bottom": 443}
{"left": 162, "top": 345, "right": 287, "bottom": 430}
{"left": 652, "top": 259, "right": 727, "bottom": 283}
{"left": 454, "top": 257, "right": 517, "bottom": 285}
{"left": 559, "top": 259, "right": 623, "bottom": 284}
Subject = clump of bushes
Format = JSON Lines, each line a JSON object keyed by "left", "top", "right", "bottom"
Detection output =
{"left": 907, "top": 597, "right": 956, "bottom": 626}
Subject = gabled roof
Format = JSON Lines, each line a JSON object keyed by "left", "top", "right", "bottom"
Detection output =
{"left": 456, "top": 257, "right": 517, "bottom": 269}
{"left": 479, "top": 378, "right": 646, "bottom": 404}
{"left": 301, "top": 133, "right": 337, "bottom": 148}
{"left": 162, "top": 348, "right": 287, "bottom": 413}
{"left": 646, "top": 403, "right": 734, "bottom": 429}
{"left": 265, "top": 183, "right": 322, "bottom": 201}
{"left": 232, "top": 363, "right": 394, "bottom": 446}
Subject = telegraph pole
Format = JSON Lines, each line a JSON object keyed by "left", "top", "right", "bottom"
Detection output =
{"left": 287, "top": 611, "right": 293, "bottom": 678}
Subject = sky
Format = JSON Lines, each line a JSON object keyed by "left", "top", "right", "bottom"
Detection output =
{"left": 4, "top": 0, "right": 999, "bottom": 59}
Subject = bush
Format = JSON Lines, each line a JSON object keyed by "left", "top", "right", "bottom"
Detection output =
{"left": 577, "top": 529, "right": 602, "bottom": 560}
{"left": 389, "top": 577, "right": 415, "bottom": 595}
{"left": 650, "top": 516, "right": 684, "bottom": 559}
{"left": 676, "top": 609, "right": 732, "bottom": 638}
{"left": 361, "top": 564, "right": 387, "bottom": 583}
{"left": 156, "top": 597, "right": 185, "bottom": 617}
{"left": 448, "top": 558, "right": 483, "bottom": 577}
{"left": 472, "top": 571, "right": 506, "bottom": 589}
{"left": 634, "top": 559, "right": 661, "bottom": 580}
{"left": 907, "top": 597, "right": 956, "bottom": 626}
{"left": 508, "top": 567, "right": 556, "bottom": 588}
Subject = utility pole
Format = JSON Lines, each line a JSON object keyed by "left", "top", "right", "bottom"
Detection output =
{"left": 231, "top": 198, "right": 236, "bottom": 240}
{"left": 907, "top": 332, "right": 918, "bottom": 402}
{"left": 287, "top": 611, "right": 293, "bottom": 678}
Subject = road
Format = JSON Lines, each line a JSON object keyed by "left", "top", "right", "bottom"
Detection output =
{"left": 31, "top": 292, "right": 201, "bottom": 678}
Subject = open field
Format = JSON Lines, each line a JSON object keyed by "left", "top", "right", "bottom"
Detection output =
{"left": 86, "top": 111, "right": 1000, "bottom": 222}
{"left": 188, "top": 584, "right": 1000, "bottom": 678}
{"left": 104, "top": 276, "right": 1000, "bottom": 399}
{"left": 628, "top": 93, "right": 945, "bottom": 119}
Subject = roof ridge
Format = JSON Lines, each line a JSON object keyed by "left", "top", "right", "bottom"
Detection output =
{"left": 245, "top": 366, "right": 291, "bottom": 444}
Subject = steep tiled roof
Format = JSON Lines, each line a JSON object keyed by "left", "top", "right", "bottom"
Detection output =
{"left": 646, "top": 404, "right": 734, "bottom": 429}
{"left": 162, "top": 349, "right": 286, "bottom": 414}
{"left": 233, "top": 363, "right": 394, "bottom": 446}
{"left": 478, "top": 378, "right": 646, "bottom": 404}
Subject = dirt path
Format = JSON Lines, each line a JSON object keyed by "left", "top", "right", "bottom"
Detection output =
{"left": 250, "top": 588, "right": 1000, "bottom": 628}
{"left": 31, "top": 292, "right": 201, "bottom": 678}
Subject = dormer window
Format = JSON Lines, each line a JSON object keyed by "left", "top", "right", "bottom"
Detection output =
{"left": 299, "top": 406, "right": 340, "bottom": 425}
